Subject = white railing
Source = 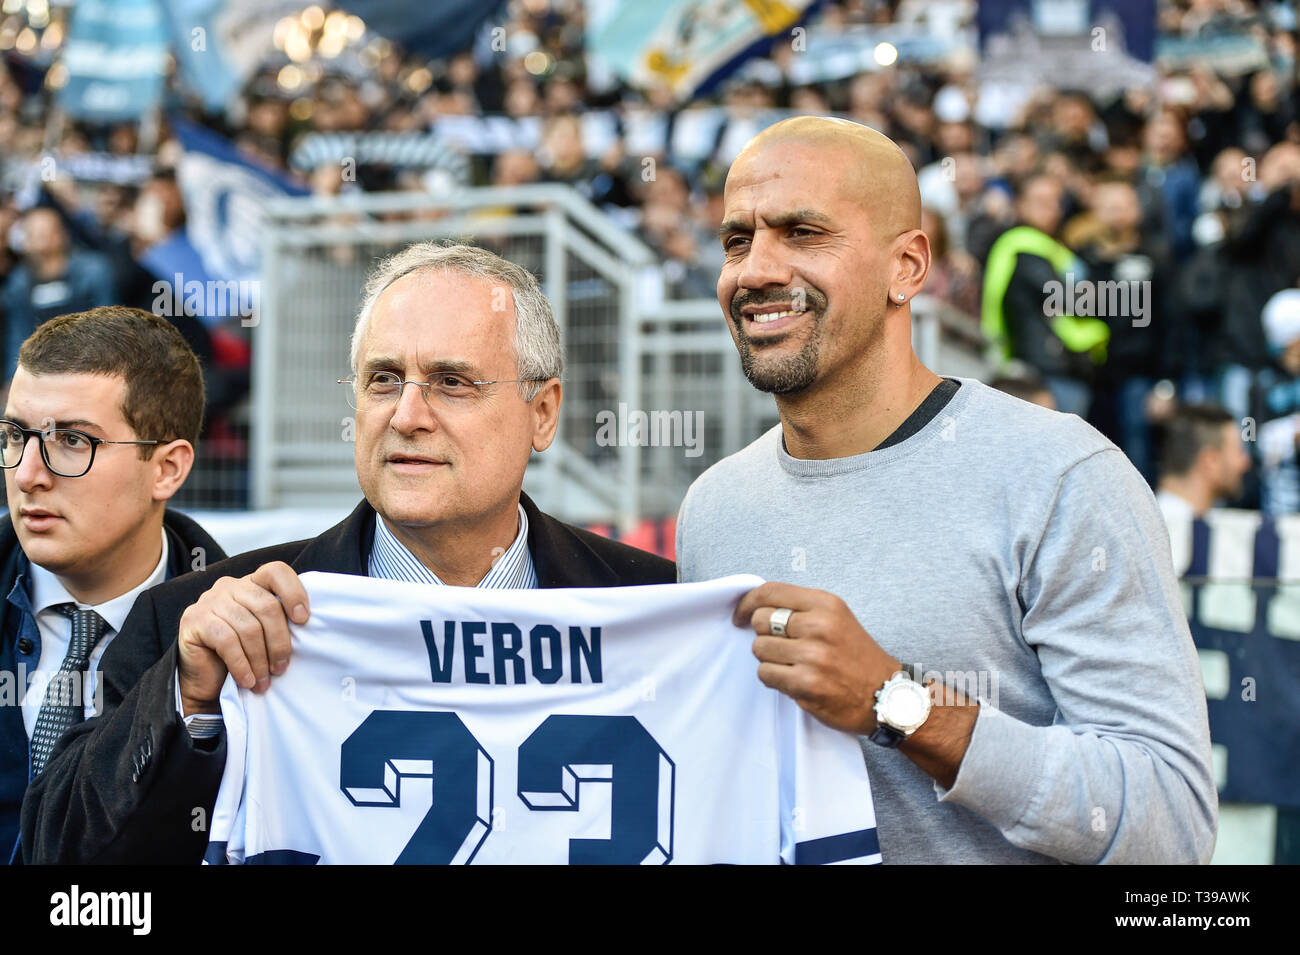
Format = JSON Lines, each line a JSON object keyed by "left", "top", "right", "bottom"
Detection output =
{"left": 252, "top": 185, "right": 991, "bottom": 525}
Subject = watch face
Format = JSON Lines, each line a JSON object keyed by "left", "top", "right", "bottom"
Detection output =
{"left": 885, "top": 680, "right": 930, "bottom": 728}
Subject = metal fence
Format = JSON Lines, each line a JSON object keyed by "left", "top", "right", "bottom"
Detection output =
{"left": 169, "top": 404, "right": 252, "bottom": 511}
{"left": 249, "top": 185, "right": 992, "bottom": 525}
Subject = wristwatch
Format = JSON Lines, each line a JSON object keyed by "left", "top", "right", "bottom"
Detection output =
{"left": 868, "top": 671, "right": 932, "bottom": 748}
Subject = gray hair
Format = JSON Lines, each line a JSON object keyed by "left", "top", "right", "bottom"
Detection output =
{"left": 350, "top": 242, "right": 563, "bottom": 399}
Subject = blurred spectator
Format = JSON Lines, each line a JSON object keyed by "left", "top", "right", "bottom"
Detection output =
{"left": 1214, "top": 142, "right": 1300, "bottom": 424}
{"left": 245, "top": 91, "right": 291, "bottom": 159}
{"left": 637, "top": 166, "right": 716, "bottom": 299}
{"left": 536, "top": 112, "right": 636, "bottom": 208}
{"left": 918, "top": 150, "right": 988, "bottom": 254}
{"left": 1177, "top": 145, "right": 1256, "bottom": 401}
{"left": 1140, "top": 109, "right": 1202, "bottom": 263}
{"left": 539, "top": 114, "right": 596, "bottom": 188}
{"left": 1252, "top": 288, "right": 1300, "bottom": 515}
{"left": 309, "top": 163, "right": 346, "bottom": 197}
{"left": 493, "top": 149, "right": 541, "bottom": 188}
{"left": 313, "top": 76, "right": 369, "bottom": 133}
{"left": 1195, "top": 146, "right": 1251, "bottom": 238}
{"left": 503, "top": 78, "right": 542, "bottom": 119}
{"left": 920, "top": 207, "right": 980, "bottom": 316}
{"left": 544, "top": 69, "right": 588, "bottom": 117}
{"left": 790, "top": 85, "right": 831, "bottom": 114}
{"left": 0, "top": 200, "right": 18, "bottom": 288}
{"left": 2, "top": 207, "right": 116, "bottom": 380}
{"left": 1155, "top": 402, "right": 1251, "bottom": 523}
{"left": 1237, "top": 69, "right": 1297, "bottom": 157}
{"left": 1181, "top": 66, "right": 1237, "bottom": 172}
{"left": 1042, "top": 91, "right": 1108, "bottom": 169}
{"left": 445, "top": 50, "right": 504, "bottom": 114}
{"left": 981, "top": 173, "right": 1109, "bottom": 417}
{"left": 1067, "top": 177, "right": 1176, "bottom": 483}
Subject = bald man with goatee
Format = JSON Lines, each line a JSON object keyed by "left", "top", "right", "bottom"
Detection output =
{"left": 675, "top": 117, "right": 1217, "bottom": 864}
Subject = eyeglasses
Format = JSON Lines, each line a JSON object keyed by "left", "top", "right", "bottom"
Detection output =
{"left": 338, "top": 371, "right": 549, "bottom": 412}
{"left": 0, "top": 419, "right": 163, "bottom": 478}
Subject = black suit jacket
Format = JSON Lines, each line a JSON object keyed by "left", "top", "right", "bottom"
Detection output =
{"left": 21, "top": 494, "right": 675, "bottom": 863}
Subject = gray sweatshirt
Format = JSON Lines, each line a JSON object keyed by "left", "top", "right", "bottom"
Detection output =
{"left": 675, "top": 377, "right": 1217, "bottom": 863}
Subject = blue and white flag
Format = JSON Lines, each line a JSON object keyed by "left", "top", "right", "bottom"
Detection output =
{"left": 589, "top": 0, "right": 823, "bottom": 103}
{"left": 171, "top": 119, "right": 307, "bottom": 285}
{"left": 58, "top": 0, "right": 169, "bottom": 121}
{"left": 1168, "top": 510, "right": 1300, "bottom": 811}
{"left": 143, "top": 120, "right": 306, "bottom": 326}
{"left": 160, "top": 0, "right": 241, "bottom": 113}
{"left": 162, "top": 0, "right": 302, "bottom": 112}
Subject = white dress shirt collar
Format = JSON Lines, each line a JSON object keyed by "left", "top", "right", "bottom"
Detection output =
{"left": 28, "top": 525, "right": 170, "bottom": 632}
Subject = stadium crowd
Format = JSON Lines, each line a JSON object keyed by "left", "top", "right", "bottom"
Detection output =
{"left": 0, "top": 0, "right": 1299, "bottom": 509}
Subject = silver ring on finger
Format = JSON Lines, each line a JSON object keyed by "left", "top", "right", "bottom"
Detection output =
{"left": 769, "top": 607, "right": 794, "bottom": 637}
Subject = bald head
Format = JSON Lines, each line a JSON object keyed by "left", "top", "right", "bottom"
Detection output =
{"left": 734, "top": 116, "right": 922, "bottom": 235}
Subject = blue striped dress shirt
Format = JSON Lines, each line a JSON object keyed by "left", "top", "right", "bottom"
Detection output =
{"left": 367, "top": 503, "right": 538, "bottom": 588}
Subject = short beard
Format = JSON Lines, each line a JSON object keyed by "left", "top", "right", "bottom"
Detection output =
{"left": 737, "top": 334, "right": 821, "bottom": 394}
{"left": 730, "top": 288, "right": 827, "bottom": 395}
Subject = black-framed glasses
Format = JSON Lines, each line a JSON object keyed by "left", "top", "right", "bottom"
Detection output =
{"left": 0, "top": 419, "right": 164, "bottom": 478}
{"left": 338, "top": 371, "right": 550, "bottom": 412}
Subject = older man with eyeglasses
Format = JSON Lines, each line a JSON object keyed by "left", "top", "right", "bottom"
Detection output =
{"left": 0, "top": 306, "right": 226, "bottom": 864}
{"left": 20, "top": 242, "right": 675, "bottom": 864}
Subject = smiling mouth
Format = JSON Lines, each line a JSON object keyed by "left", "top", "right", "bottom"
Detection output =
{"left": 737, "top": 303, "right": 812, "bottom": 337}
{"left": 748, "top": 308, "right": 804, "bottom": 324}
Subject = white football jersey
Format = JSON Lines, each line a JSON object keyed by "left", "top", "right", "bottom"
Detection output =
{"left": 205, "top": 572, "right": 881, "bottom": 865}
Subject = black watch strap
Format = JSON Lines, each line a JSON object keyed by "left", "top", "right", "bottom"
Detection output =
{"left": 868, "top": 722, "right": 906, "bottom": 748}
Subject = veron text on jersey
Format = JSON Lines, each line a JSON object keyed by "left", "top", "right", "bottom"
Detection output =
{"left": 420, "top": 619, "right": 603, "bottom": 685}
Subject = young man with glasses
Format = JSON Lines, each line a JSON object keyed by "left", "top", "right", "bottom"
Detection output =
{"left": 0, "top": 306, "right": 225, "bottom": 862}
{"left": 22, "top": 243, "right": 674, "bottom": 863}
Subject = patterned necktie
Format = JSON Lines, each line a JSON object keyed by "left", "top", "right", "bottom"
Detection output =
{"left": 29, "top": 604, "right": 109, "bottom": 776}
